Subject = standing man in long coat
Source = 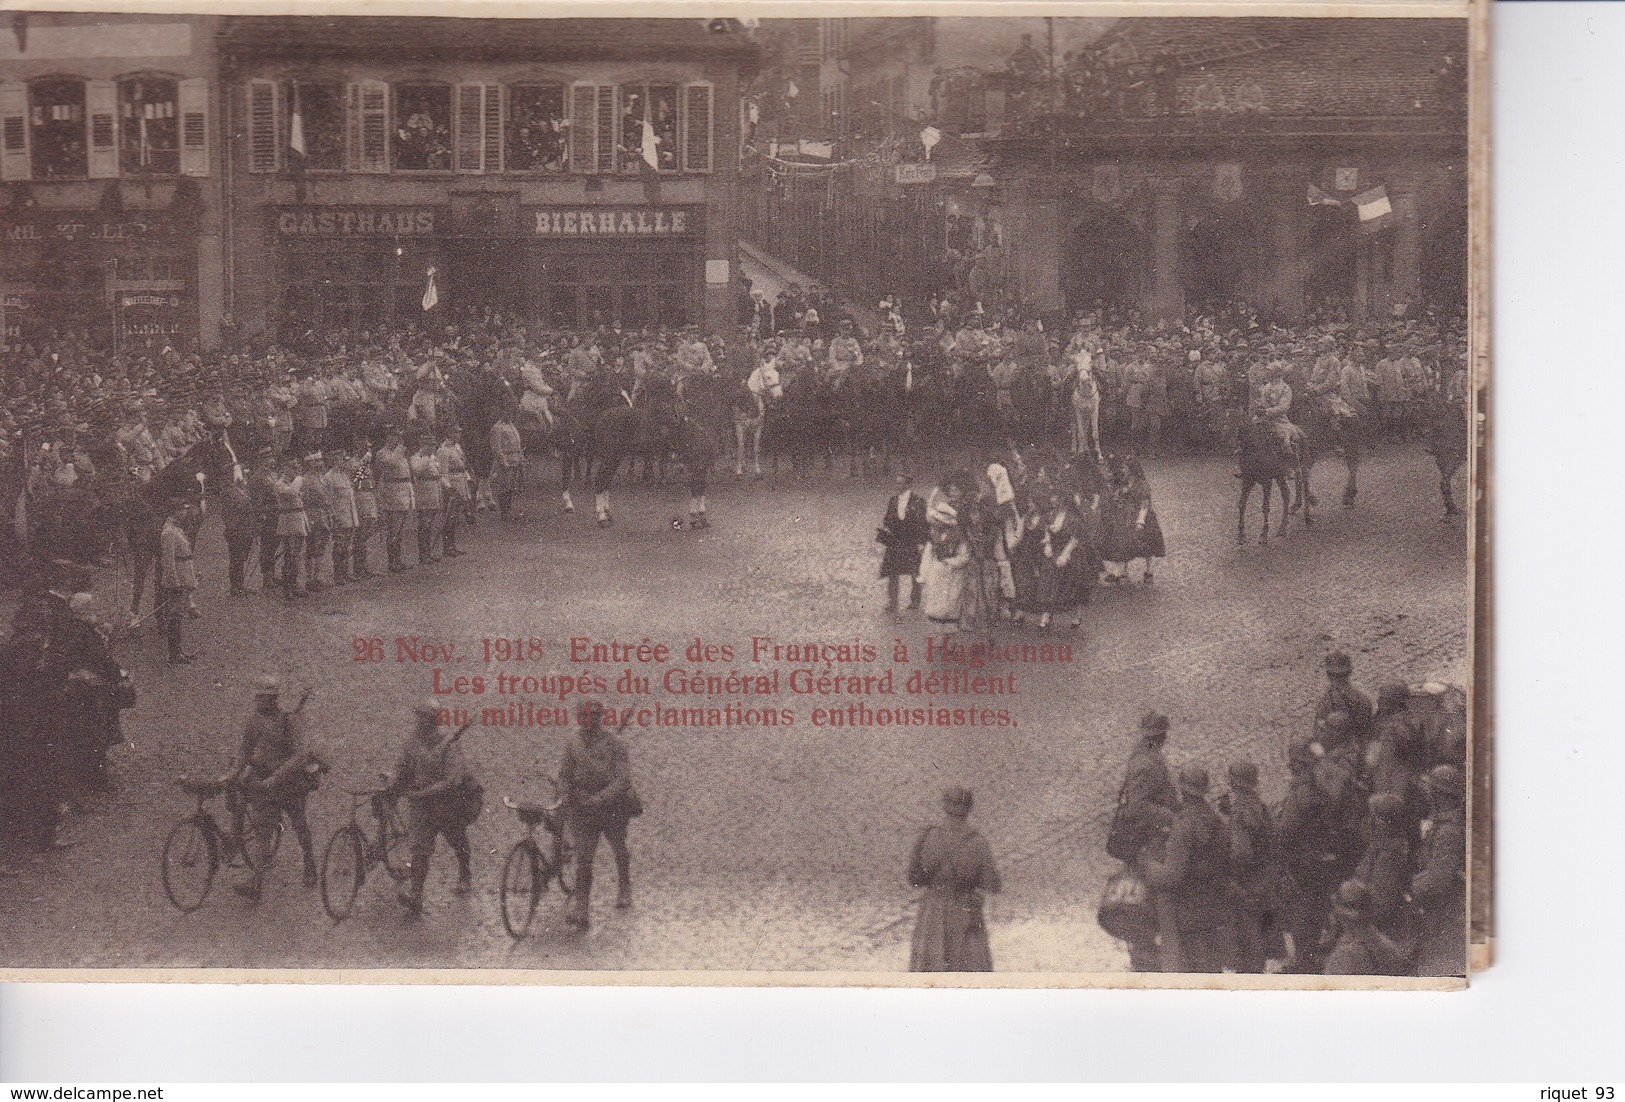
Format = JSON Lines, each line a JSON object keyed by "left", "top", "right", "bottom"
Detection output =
{"left": 877, "top": 473, "right": 927, "bottom": 613}
{"left": 559, "top": 700, "right": 636, "bottom": 930}
{"left": 1410, "top": 764, "right": 1467, "bottom": 977}
{"left": 1141, "top": 766, "right": 1232, "bottom": 973}
{"left": 908, "top": 786, "right": 1001, "bottom": 972}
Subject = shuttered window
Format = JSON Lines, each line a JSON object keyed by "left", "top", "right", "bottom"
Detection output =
{"left": 178, "top": 77, "right": 209, "bottom": 177}
{"left": 87, "top": 79, "right": 119, "bottom": 178}
{"left": 568, "top": 82, "right": 610, "bottom": 175}
{"left": 346, "top": 79, "right": 389, "bottom": 173}
{"left": 594, "top": 84, "right": 617, "bottom": 174}
{"left": 454, "top": 82, "right": 484, "bottom": 172}
{"left": 246, "top": 77, "right": 279, "bottom": 173}
{"left": 0, "top": 82, "right": 28, "bottom": 182}
{"left": 682, "top": 81, "right": 713, "bottom": 174}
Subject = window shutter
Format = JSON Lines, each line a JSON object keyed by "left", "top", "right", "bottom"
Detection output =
{"left": 454, "top": 82, "right": 484, "bottom": 173}
{"left": 682, "top": 81, "right": 713, "bottom": 174}
{"left": 86, "top": 79, "right": 119, "bottom": 179}
{"left": 568, "top": 82, "right": 596, "bottom": 174}
{"left": 483, "top": 84, "right": 502, "bottom": 173}
{"left": 1, "top": 82, "right": 31, "bottom": 182}
{"left": 594, "top": 84, "right": 617, "bottom": 174}
{"left": 178, "top": 77, "right": 209, "bottom": 177}
{"left": 347, "top": 79, "right": 388, "bottom": 173}
{"left": 246, "top": 78, "right": 279, "bottom": 174}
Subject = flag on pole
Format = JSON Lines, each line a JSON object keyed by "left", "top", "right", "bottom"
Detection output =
{"left": 1354, "top": 185, "right": 1393, "bottom": 232}
{"left": 289, "top": 83, "right": 307, "bottom": 159}
{"left": 1307, "top": 184, "right": 1342, "bottom": 207}
{"left": 920, "top": 126, "right": 942, "bottom": 161}
{"left": 639, "top": 115, "right": 663, "bottom": 203}
{"left": 422, "top": 266, "right": 439, "bottom": 312}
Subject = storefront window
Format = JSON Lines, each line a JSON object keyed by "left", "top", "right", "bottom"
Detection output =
{"left": 288, "top": 80, "right": 346, "bottom": 171}
{"left": 506, "top": 84, "right": 568, "bottom": 172}
{"left": 119, "top": 76, "right": 179, "bottom": 176}
{"left": 618, "top": 83, "right": 679, "bottom": 174}
{"left": 393, "top": 83, "right": 453, "bottom": 171}
{"left": 279, "top": 240, "right": 429, "bottom": 336}
{"left": 29, "top": 79, "right": 87, "bottom": 179}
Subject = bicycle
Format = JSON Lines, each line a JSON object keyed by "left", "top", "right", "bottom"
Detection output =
{"left": 160, "top": 775, "right": 285, "bottom": 913}
{"left": 319, "top": 776, "right": 413, "bottom": 921}
{"left": 499, "top": 783, "right": 575, "bottom": 939}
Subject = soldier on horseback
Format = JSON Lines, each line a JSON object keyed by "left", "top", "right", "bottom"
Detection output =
{"left": 1254, "top": 361, "right": 1303, "bottom": 463}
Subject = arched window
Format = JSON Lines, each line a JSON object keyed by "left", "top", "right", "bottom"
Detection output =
{"left": 392, "top": 82, "right": 453, "bottom": 171}
{"left": 119, "top": 75, "right": 180, "bottom": 176}
{"left": 29, "top": 78, "right": 87, "bottom": 179}
{"left": 506, "top": 83, "right": 568, "bottom": 172}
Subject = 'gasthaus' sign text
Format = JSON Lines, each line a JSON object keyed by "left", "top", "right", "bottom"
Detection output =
{"left": 530, "top": 207, "right": 700, "bottom": 238}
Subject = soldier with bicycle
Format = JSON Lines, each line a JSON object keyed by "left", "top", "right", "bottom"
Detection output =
{"left": 559, "top": 700, "right": 639, "bottom": 930}
{"left": 232, "top": 676, "right": 320, "bottom": 900}
{"left": 392, "top": 699, "right": 476, "bottom": 915}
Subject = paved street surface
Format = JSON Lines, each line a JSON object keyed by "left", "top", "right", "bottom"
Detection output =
{"left": 0, "top": 443, "right": 1469, "bottom": 974}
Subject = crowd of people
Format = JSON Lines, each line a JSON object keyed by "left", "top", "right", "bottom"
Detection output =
{"left": 877, "top": 447, "right": 1164, "bottom": 636}
{"left": 1101, "top": 652, "right": 1468, "bottom": 978}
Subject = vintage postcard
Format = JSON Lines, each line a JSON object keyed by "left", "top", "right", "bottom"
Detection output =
{"left": 0, "top": 0, "right": 1486, "bottom": 988}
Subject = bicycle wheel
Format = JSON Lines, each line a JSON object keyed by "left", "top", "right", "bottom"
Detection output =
{"left": 320, "top": 826, "right": 367, "bottom": 921}
{"left": 380, "top": 802, "right": 413, "bottom": 882}
{"left": 550, "top": 832, "right": 575, "bottom": 895}
{"left": 161, "top": 816, "right": 218, "bottom": 914}
{"left": 500, "top": 841, "right": 543, "bottom": 939}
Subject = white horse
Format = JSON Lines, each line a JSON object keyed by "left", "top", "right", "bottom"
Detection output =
{"left": 1067, "top": 346, "right": 1103, "bottom": 459}
{"left": 734, "top": 359, "right": 783, "bottom": 477}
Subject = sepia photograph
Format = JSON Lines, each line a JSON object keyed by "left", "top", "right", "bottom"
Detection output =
{"left": 0, "top": 5, "right": 1481, "bottom": 985}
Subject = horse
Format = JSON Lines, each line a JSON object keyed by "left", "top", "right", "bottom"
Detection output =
{"left": 1236, "top": 418, "right": 1303, "bottom": 544}
{"left": 1067, "top": 366, "right": 1103, "bottom": 458}
{"left": 1422, "top": 396, "right": 1470, "bottom": 517}
{"left": 1296, "top": 398, "right": 1365, "bottom": 509}
{"left": 733, "top": 360, "right": 782, "bottom": 478}
{"left": 122, "top": 432, "right": 237, "bottom": 619}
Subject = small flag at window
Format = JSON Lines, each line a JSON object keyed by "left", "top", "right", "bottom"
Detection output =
{"left": 422, "top": 266, "right": 439, "bottom": 312}
{"left": 289, "top": 84, "right": 306, "bottom": 159}
{"left": 1354, "top": 186, "right": 1393, "bottom": 232}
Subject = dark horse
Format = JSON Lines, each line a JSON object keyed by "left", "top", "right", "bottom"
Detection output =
{"left": 1236, "top": 419, "right": 1305, "bottom": 544}
{"left": 1422, "top": 396, "right": 1470, "bottom": 517}
{"left": 1296, "top": 400, "right": 1364, "bottom": 510}
{"left": 118, "top": 433, "right": 236, "bottom": 620}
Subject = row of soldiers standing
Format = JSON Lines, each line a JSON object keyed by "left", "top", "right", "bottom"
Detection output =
{"left": 1110, "top": 651, "right": 1468, "bottom": 976}
{"left": 212, "top": 415, "right": 526, "bottom": 604}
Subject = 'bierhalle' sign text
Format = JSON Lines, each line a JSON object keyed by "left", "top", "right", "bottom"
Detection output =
{"left": 532, "top": 208, "right": 696, "bottom": 237}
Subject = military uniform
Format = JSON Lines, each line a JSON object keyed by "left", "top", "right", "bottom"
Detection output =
{"left": 374, "top": 442, "right": 415, "bottom": 571}
{"left": 410, "top": 449, "right": 445, "bottom": 563}
{"left": 350, "top": 454, "right": 378, "bottom": 578}
{"left": 301, "top": 461, "right": 333, "bottom": 589}
{"left": 393, "top": 720, "right": 474, "bottom": 911}
{"left": 1142, "top": 776, "right": 1232, "bottom": 973}
{"left": 157, "top": 515, "right": 197, "bottom": 662}
{"left": 1410, "top": 772, "right": 1466, "bottom": 977}
{"left": 220, "top": 476, "right": 258, "bottom": 596}
{"left": 270, "top": 473, "right": 308, "bottom": 598}
{"left": 236, "top": 695, "right": 318, "bottom": 893}
{"left": 323, "top": 462, "right": 359, "bottom": 584}
{"left": 559, "top": 720, "right": 635, "bottom": 927}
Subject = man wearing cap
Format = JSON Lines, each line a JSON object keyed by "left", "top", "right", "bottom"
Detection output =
{"left": 1254, "top": 362, "right": 1301, "bottom": 458}
{"left": 1355, "top": 792, "right": 1413, "bottom": 939}
{"left": 301, "top": 451, "right": 334, "bottom": 591}
{"left": 322, "top": 450, "right": 360, "bottom": 585}
{"left": 156, "top": 501, "right": 198, "bottom": 664}
{"left": 907, "top": 785, "right": 1002, "bottom": 972}
{"left": 249, "top": 447, "right": 281, "bottom": 592}
{"left": 489, "top": 405, "right": 524, "bottom": 523}
{"left": 374, "top": 426, "right": 416, "bottom": 572}
{"left": 1275, "top": 738, "right": 1339, "bottom": 973}
{"left": 269, "top": 457, "right": 309, "bottom": 600}
{"left": 410, "top": 434, "right": 445, "bottom": 564}
{"left": 1141, "top": 766, "right": 1232, "bottom": 972}
{"left": 220, "top": 462, "right": 258, "bottom": 598}
{"left": 1111, "top": 712, "right": 1178, "bottom": 864}
{"left": 1220, "top": 759, "right": 1275, "bottom": 973}
{"left": 392, "top": 699, "right": 475, "bottom": 914}
{"left": 559, "top": 700, "right": 637, "bottom": 929}
{"left": 1315, "top": 651, "right": 1374, "bottom": 750}
{"left": 1410, "top": 764, "right": 1466, "bottom": 976}
{"left": 1323, "top": 878, "right": 1406, "bottom": 975}
{"left": 292, "top": 367, "right": 331, "bottom": 456}
{"left": 231, "top": 677, "right": 319, "bottom": 898}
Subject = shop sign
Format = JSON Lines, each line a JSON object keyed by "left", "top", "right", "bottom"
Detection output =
{"left": 121, "top": 292, "right": 184, "bottom": 309}
{"left": 530, "top": 207, "right": 699, "bottom": 238}
{"left": 895, "top": 164, "right": 937, "bottom": 185}
{"left": 2, "top": 217, "right": 180, "bottom": 242}
{"left": 275, "top": 208, "right": 439, "bottom": 236}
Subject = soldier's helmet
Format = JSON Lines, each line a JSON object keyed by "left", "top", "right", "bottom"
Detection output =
{"left": 942, "top": 786, "right": 974, "bottom": 817}
{"left": 1325, "top": 651, "right": 1354, "bottom": 676}
{"left": 577, "top": 700, "right": 605, "bottom": 728}
{"left": 254, "top": 675, "right": 282, "bottom": 698}
{"left": 1331, "top": 878, "right": 1372, "bottom": 922}
{"left": 414, "top": 697, "right": 440, "bottom": 719}
{"left": 1177, "top": 766, "right": 1210, "bottom": 796}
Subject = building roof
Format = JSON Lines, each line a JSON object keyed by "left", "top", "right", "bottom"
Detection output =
{"left": 220, "top": 16, "right": 761, "bottom": 66}
{"left": 1099, "top": 17, "right": 1466, "bottom": 117}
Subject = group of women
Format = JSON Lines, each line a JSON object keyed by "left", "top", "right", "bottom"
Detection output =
{"left": 911, "top": 448, "right": 1167, "bottom": 636}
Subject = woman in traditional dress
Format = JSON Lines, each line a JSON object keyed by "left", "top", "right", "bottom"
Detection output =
{"left": 958, "top": 471, "right": 1007, "bottom": 642}
{"left": 918, "top": 481, "right": 970, "bottom": 626}
{"left": 1103, "top": 455, "right": 1166, "bottom": 584}
{"left": 1035, "top": 489, "right": 1089, "bottom": 631}
{"left": 1003, "top": 491, "right": 1047, "bottom": 624}
{"left": 908, "top": 786, "right": 1002, "bottom": 973}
